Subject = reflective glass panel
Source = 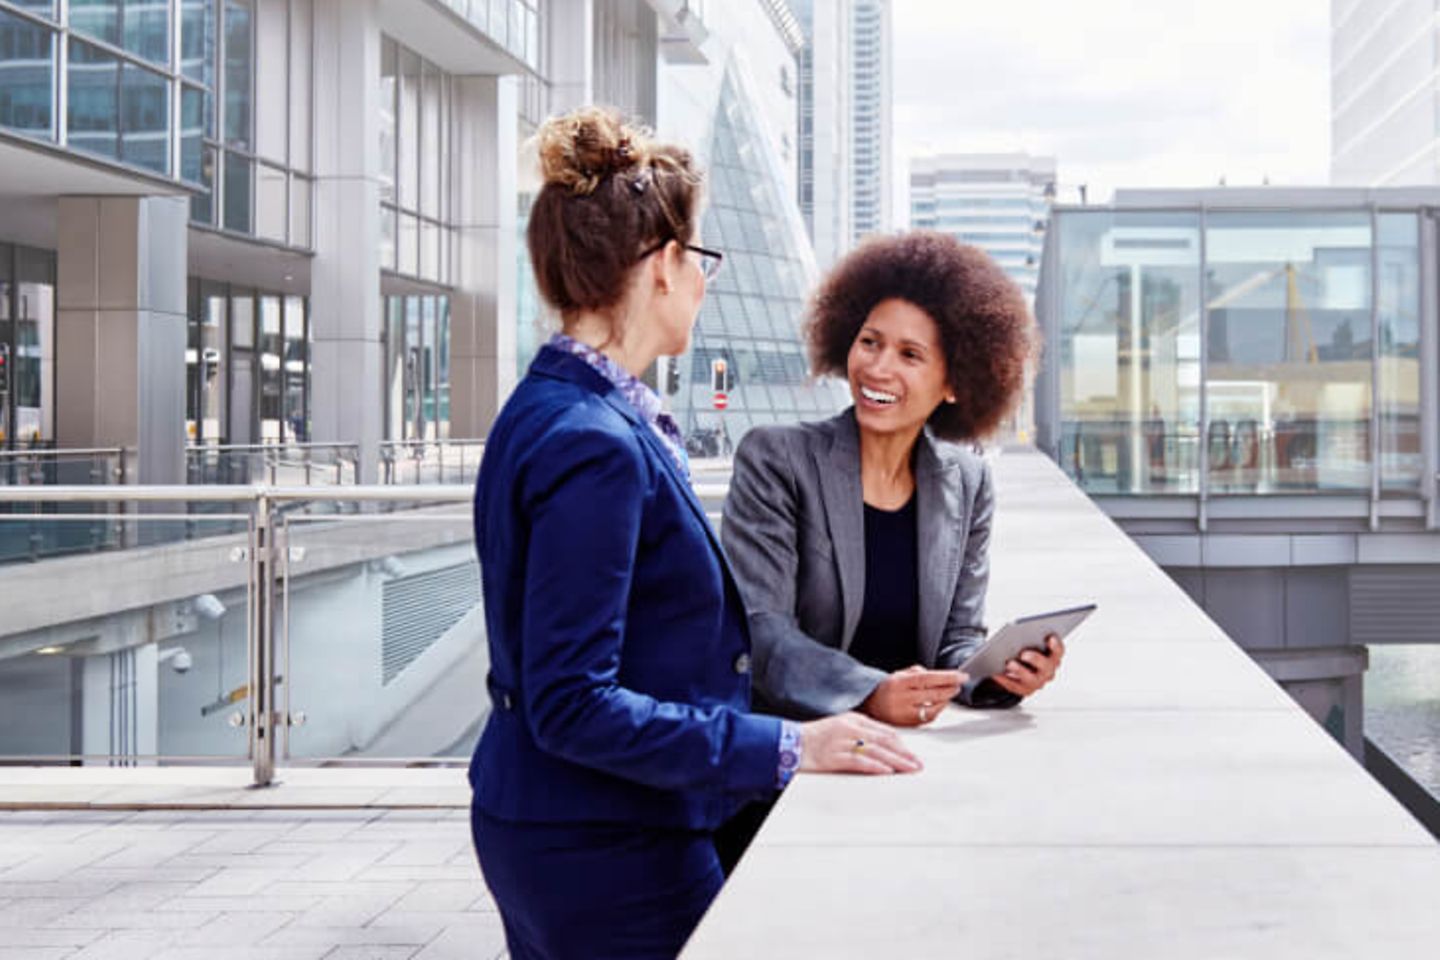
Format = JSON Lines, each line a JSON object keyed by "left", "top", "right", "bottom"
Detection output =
{"left": 290, "top": 175, "right": 312, "bottom": 249}
{"left": 379, "top": 38, "right": 396, "bottom": 204}
{"left": 1057, "top": 210, "right": 1202, "bottom": 494}
{"left": 421, "top": 65, "right": 441, "bottom": 218}
{"left": 223, "top": 0, "right": 253, "bottom": 149}
{"left": 398, "top": 48, "right": 419, "bottom": 210}
{"left": 180, "top": 83, "right": 205, "bottom": 185}
{"left": 1377, "top": 213, "right": 1420, "bottom": 489}
{"left": 0, "top": 10, "right": 55, "bottom": 139}
{"left": 123, "top": 0, "right": 169, "bottom": 67}
{"left": 223, "top": 150, "right": 252, "bottom": 233}
{"left": 66, "top": 38, "right": 120, "bottom": 161}
{"left": 288, "top": 0, "right": 311, "bottom": 171}
{"left": 1205, "top": 211, "right": 1372, "bottom": 493}
{"left": 283, "top": 296, "right": 307, "bottom": 441}
{"left": 255, "top": 0, "right": 285, "bottom": 162}
{"left": 119, "top": 61, "right": 168, "bottom": 174}
{"left": 258, "top": 295, "right": 282, "bottom": 441}
{"left": 180, "top": 0, "right": 215, "bottom": 85}
{"left": 255, "top": 162, "right": 286, "bottom": 242}
{"left": 69, "top": 0, "right": 120, "bottom": 47}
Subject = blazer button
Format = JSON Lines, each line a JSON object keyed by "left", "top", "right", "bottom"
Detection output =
{"left": 733, "top": 653, "right": 752, "bottom": 675}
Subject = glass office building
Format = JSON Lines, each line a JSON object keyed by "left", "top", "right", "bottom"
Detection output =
{"left": 1035, "top": 191, "right": 1424, "bottom": 499}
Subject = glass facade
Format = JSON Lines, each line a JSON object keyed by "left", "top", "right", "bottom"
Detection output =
{"left": 383, "top": 294, "right": 450, "bottom": 442}
{"left": 671, "top": 67, "right": 849, "bottom": 454}
{"left": 436, "top": 0, "right": 540, "bottom": 69}
{"left": 1043, "top": 205, "right": 1426, "bottom": 497}
{"left": 186, "top": 278, "right": 310, "bottom": 444}
{"left": 379, "top": 36, "right": 452, "bottom": 286}
{"left": 0, "top": 0, "right": 311, "bottom": 245}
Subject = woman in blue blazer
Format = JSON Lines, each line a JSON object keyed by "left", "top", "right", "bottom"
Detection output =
{"left": 468, "top": 108, "right": 920, "bottom": 960}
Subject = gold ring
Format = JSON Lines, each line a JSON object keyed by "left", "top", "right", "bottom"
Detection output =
{"left": 852, "top": 738, "right": 866, "bottom": 754}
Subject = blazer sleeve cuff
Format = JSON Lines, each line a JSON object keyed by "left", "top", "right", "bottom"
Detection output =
{"left": 958, "top": 676, "right": 1023, "bottom": 710}
{"left": 727, "top": 713, "right": 787, "bottom": 796}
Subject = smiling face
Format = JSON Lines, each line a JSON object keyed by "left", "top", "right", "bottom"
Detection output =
{"left": 846, "top": 298, "right": 954, "bottom": 439}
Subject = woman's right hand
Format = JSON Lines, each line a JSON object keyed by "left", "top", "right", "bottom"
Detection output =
{"left": 798, "top": 712, "right": 922, "bottom": 774}
{"left": 860, "top": 665, "right": 966, "bottom": 727}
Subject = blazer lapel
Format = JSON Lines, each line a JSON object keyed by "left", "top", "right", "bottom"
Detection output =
{"left": 915, "top": 434, "right": 964, "bottom": 666}
{"left": 816, "top": 411, "right": 867, "bottom": 652}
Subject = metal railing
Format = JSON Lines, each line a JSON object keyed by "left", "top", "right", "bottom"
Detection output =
{"left": 0, "top": 446, "right": 129, "bottom": 486}
{"left": 380, "top": 439, "right": 486, "bottom": 485}
{"left": 186, "top": 443, "right": 361, "bottom": 486}
{"left": 0, "top": 484, "right": 473, "bottom": 785}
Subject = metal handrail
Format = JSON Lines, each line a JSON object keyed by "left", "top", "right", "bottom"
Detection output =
{"left": 380, "top": 439, "right": 487, "bottom": 485}
{"left": 0, "top": 484, "right": 473, "bottom": 504}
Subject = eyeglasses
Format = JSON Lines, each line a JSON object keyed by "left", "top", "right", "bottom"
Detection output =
{"left": 638, "top": 240, "right": 725, "bottom": 281}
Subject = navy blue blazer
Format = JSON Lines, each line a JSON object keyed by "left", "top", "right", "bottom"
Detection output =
{"left": 469, "top": 345, "right": 781, "bottom": 831}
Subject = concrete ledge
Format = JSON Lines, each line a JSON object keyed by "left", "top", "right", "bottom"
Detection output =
{"left": 683, "top": 448, "right": 1440, "bottom": 959}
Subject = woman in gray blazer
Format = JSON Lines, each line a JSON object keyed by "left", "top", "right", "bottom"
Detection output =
{"left": 722, "top": 232, "right": 1065, "bottom": 729}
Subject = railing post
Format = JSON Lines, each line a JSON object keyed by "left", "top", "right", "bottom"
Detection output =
{"left": 250, "top": 493, "right": 278, "bottom": 786}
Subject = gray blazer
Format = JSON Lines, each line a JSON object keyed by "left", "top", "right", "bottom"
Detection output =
{"left": 721, "top": 408, "right": 1017, "bottom": 719}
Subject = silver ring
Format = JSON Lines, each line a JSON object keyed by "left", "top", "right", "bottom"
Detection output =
{"left": 918, "top": 704, "right": 930, "bottom": 723}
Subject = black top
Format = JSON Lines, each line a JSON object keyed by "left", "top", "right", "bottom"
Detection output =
{"left": 846, "top": 495, "right": 921, "bottom": 674}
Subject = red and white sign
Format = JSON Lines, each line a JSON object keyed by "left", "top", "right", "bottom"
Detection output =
{"left": 713, "top": 392, "right": 729, "bottom": 410}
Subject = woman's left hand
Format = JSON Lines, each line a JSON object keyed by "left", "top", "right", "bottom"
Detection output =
{"left": 991, "top": 634, "right": 1065, "bottom": 698}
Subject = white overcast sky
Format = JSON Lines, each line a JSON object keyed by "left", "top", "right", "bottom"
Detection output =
{"left": 891, "top": 0, "right": 1331, "bottom": 218}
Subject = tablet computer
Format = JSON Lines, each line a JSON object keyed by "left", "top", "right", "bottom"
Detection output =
{"left": 958, "top": 603, "right": 1097, "bottom": 680}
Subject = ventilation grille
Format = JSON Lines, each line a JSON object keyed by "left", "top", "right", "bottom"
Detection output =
{"left": 381, "top": 561, "right": 480, "bottom": 685}
{"left": 1351, "top": 567, "right": 1440, "bottom": 645}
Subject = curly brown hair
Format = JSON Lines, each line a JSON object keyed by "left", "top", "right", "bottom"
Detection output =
{"left": 805, "top": 231, "right": 1038, "bottom": 441}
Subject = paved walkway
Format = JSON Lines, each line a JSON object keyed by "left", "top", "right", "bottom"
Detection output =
{"left": 0, "top": 807, "right": 502, "bottom": 960}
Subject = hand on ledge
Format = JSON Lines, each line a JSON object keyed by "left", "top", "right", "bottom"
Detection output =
{"left": 860, "top": 665, "right": 967, "bottom": 727}
{"left": 799, "top": 712, "right": 922, "bottom": 775}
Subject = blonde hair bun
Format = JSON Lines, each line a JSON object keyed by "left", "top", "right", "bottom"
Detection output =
{"left": 536, "top": 106, "right": 654, "bottom": 196}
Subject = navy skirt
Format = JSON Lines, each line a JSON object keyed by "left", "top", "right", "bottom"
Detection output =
{"left": 471, "top": 804, "right": 725, "bottom": 960}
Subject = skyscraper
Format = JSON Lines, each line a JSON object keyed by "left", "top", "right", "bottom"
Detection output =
{"left": 909, "top": 153, "right": 1056, "bottom": 305}
{"left": 849, "top": 0, "right": 891, "bottom": 245}
{"left": 1330, "top": 0, "right": 1440, "bottom": 185}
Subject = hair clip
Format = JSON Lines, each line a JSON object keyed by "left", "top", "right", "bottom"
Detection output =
{"left": 629, "top": 169, "right": 651, "bottom": 195}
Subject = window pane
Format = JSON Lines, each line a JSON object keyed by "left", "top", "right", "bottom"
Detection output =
{"left": 191, "top": 143, "right": 217, "bottom": 224}
{"left": 290, "top": 175, "right": 311, "bottom": 248}
{"left": 1377, "top": 213, "right": 1420, "bottom": 490}
{"left": 421, "top": 64, "right": 440, "bottom": 218}
{"left": 420, "top": 220, "right": 440, "bottom": 282}
{"left": 119, "top": 61, "right": 169, "bottom": 174}
{"left": 255, "top": 162, "right": 286, "bottom": 242}
{"left": 380, "top": 204, "right": 396, "bottom": 270}
{"left": 398, "top": 48, "right": 419, "bottom": 210}
{"left": 0, "top": 10, "right": 55, "bottom": 139}
{"left": 398, "top": 211, "right": 418, "bottom": 276}
{"left": 69, "top": 0, "right": 120, "bottom": 47}
{"left": 288, "top": 0, "right": 311, "bottom": 171}
{"left": 1057, "top": 211, "right": 1203, "bottom": 495}
{"left": 255, "top": 0, "right": 285, "bottom": 162}
{"left": 66, "top": 38, "right": 119, "bottom": 161}
{"left": 9, "top": 2, "right": 56, "bottom": 19}
{"left": 379, "top": 38, "right": 396, "bottom": 203}
{"left": 1205, "top": 211, "right": 1372, "bottom": 494}
{"left": 180, "top": 84, "right": 205, "bottom": 185}
{"left": 123, "top": 0, "right": 169, "bottom": 67}
{"left": 180, "top": 0, "right": 215, "bottom": 85}
{"left": 223, "top": 150, "right": 252, "bottom": 233}
{"left": 283, "top": 296, "right": 307, "bottom": 441}
{"left": 224, "top": 0, "right": 253, "bottom": 149}
{"left": 258, "top": 295, "right": 282, "bottom": 441}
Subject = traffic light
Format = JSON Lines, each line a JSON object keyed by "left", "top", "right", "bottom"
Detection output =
{"left": 0, "top": 343, "right": 9, "bottom": 396}
{"left": 663, "top": 356, "right": 680, "bottom": 396}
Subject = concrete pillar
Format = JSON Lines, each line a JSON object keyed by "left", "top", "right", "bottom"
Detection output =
{"left": 547, "top": 0, "right": 594, "bottom": 112}
{"left": 309, "top": 0, "right": 384, "bottom": 480}
{"left": 1251, "top": 647, "right": 1369, "bottom": 759}
{"left": 55, "top": 195, "right": 188, "bottom": 484}
{"left": 449, "top": 76, "right": 519, "bottom": 438}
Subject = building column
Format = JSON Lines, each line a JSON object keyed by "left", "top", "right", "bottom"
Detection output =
{"left": 449, "top": 75, "right": 519, "bottom": 439}
{"left": 54, "top": 196, "right": 188, "bottom": 485}
{"left": 309, "top": 0, "right": 384, "bottom": 480}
